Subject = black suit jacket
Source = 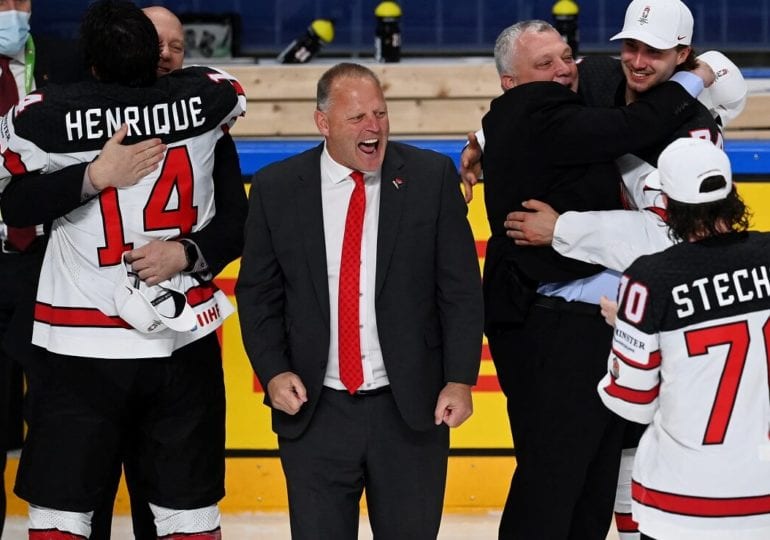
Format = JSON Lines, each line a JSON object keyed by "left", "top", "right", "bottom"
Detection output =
{"left": 236, "top": 141, "right": 483, "bottom": 439}
{"left": 578, "top": 56, "right": 722, "bottom": 164}
{"left": 481, "top": 80, "right": 698, "bottom": 327}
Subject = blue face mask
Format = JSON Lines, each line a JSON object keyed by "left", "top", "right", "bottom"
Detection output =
{"left": 0, "top": 10, "right": 30, "bottom": 57}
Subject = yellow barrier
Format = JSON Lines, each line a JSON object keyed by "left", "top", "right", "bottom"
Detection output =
{"left": 5, "top": 180, "right": 769, "bottom": 516}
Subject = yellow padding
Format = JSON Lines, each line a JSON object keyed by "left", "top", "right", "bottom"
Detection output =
{"left": 4, "top": 456, "right": 516, "bottom": 515}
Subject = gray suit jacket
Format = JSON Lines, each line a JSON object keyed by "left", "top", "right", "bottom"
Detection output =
{"left": 236, "top": 141, "right": 483, "bottom": 439}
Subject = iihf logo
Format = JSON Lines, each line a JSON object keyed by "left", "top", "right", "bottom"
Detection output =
{"left": 637, "top": 6, "right": 651, "bottom": 25}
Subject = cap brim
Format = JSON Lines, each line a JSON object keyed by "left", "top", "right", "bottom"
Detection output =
{"left": 610, "top": 30, "right": 677, "bottom": 50}
{"left": 698, "top": 86, "right": 715, "bottom": 114}
{"left": 114, "top": 256, "right": 197, "bottom": 334}
{"left": 644, "top": 169, "right": 663, "bottom": 191}
{"left": 716, "top": 95, "right": 747, "bottom": 126}
{"left": 154, "top": 289, "right": 197, "bottom": 331}
{"left": 114, "top": 285, "right": 197, "bottom": 333}
{"left": 114, "top": 285, "right": 167, "bottom": 334}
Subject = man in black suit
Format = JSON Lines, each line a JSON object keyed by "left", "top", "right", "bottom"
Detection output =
{"left": 480, "top": 20, "right": 714, "bottom": 540}
{"left": 236, "top": 62, "right": 483, "bottom": 540}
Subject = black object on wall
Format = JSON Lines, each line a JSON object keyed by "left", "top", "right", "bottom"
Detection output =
{"left": 178, "top": 12, "right": 242, "bottom": 59}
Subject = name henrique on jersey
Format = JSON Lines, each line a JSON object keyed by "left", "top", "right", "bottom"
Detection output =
{"left": 598, "top": 232, "right": 770, "bottom": 539}
{"left": 0, "top": 66, "right": 246, "bottom": 358}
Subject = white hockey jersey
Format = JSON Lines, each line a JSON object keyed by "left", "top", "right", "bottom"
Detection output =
{"left": 0, "top": 66, "right": 246, "bottom": 358}
{"left": 598, "top": 232, "right": 770, "bottom": 539}
{"left": 553, "top": 154, "right": 671, "bottom": 272}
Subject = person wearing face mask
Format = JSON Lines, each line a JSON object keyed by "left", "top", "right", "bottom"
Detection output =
{"left": 1, "top": 11, "right": 99, "bottom": 537}
{"left": 0, "top": 2, "right": 29, "bottom": 60}
{"left": 0, "top": 1, "right": 55, "bottom": 536}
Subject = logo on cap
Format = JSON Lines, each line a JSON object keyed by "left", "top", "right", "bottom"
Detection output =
{"left": 638, "top": 6, "right": 651, "bottom": 25}
{"left": 114, "top": 254, "right": 197, "bottom": 334}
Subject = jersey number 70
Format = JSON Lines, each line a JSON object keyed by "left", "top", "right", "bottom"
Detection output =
{"left": 620, "top": 275, "right": 770, "bottom": 446}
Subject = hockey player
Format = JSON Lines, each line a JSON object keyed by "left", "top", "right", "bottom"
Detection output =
{"left": 0, "top": 1, "right": 245, "bottom": 538}
{"left": 598, "top": 137, "right": 770, "bottom": 540}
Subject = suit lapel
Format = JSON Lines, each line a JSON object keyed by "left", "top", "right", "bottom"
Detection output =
{"left": 297, "top": 146, "right": 331, "bottom": 328}
{"left": 375, "top": 145, "right": 407, "bottom": 297}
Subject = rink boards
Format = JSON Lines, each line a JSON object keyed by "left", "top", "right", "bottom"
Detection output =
{"left": 5, "top": 138, "right": 770, "bottom": 515}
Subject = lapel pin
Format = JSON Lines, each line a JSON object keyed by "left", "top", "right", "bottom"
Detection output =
{"left": 392, "top": 177, "right": 405, "bottom": 189}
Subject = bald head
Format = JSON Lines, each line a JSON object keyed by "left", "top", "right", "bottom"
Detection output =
{"left": 143, "top": 6, "right": 180, "bottom": 28}
{"left": 142, "top": 6, "right": 184, "bottom": 75}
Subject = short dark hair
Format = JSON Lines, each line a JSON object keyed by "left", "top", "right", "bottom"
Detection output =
{"left": 316, "top": 63, "right": 381, "bottom": 111}
{"left": 666, "top": 186, "right": 751, "bottom": 241}
{"left": 80, "top": 0, "right": 159, "bottom": 87}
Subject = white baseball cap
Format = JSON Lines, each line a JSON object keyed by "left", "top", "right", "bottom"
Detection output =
{"left": 645, "top": 138, "right": 732, "bottom": 204}
{"left": 697, "top": 50, "right": 748, "bottom": 127}
{"left": 114, "top": 255, "right": 197, "bottom": 333}
{"left": 611, "top": 0, "right": 694, "bottom": 50}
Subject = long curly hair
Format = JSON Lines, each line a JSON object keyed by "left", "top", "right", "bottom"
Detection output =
{"left": 666, "top": 183, "right": 751, "bottom": 242}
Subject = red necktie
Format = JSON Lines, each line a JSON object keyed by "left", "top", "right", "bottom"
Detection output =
{"left": 5, "top": 224, "right": 37, "bottom": 251}
{"left": 0, "top": 56, "right": 19, "bottom": 116}
{"left": 338, "top": 171, "right": 366, "bottom": 393}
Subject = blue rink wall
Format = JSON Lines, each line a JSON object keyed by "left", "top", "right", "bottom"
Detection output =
{"left": 234, "top": 139, "right": 770, "bottom": 179}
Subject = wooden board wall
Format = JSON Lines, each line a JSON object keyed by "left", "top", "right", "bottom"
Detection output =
{"left": 222, "top": 61, "right": 770, "bottom": 139}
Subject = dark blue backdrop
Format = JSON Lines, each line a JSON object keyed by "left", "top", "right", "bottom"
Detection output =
{"left": 232, "top": 139, "right": 770, "bottom": 179}
{"left": 34, "top": 0, "right": 770, "bottom": 57}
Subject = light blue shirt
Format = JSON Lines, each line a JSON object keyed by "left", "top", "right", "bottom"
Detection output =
{"left": 537, "top": 269, "right": 622, "bottom": 305}
{"left": 670, "top": 70, "right": 705, "bottom": 98}
{"left": 535, "top": 72, "right": 701, "bottom": 306}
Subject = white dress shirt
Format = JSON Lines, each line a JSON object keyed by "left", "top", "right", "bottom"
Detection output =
{"left": 7, "top": 46, "right": 34, "bottom": 96}
{"left": 320, "top": 145, "right": 390, "bottom": 390}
